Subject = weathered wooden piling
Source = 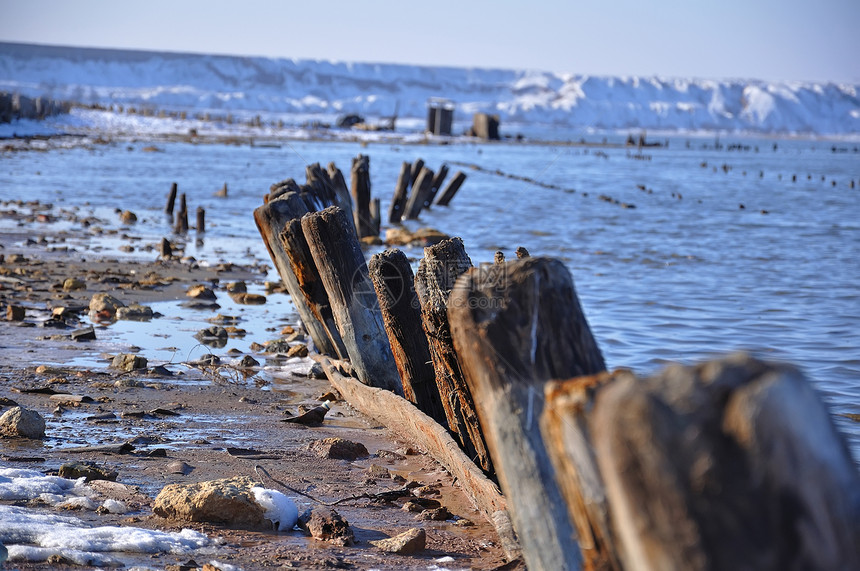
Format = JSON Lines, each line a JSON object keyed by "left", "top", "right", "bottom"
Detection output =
{"left": 254, "top": 190, "right": 342, "bottom": 356}
{"left": 159, "top": 237, "right": 172, "bottom": 259}
{"left": 368, "top": 249, "right": 448, "bottom": 426}
{"left": 165, "top": 182, "right": 178, "bottom": 216}
{"left": 301, "top": 206, "right": 402, "bottom": 394}
{"left": 426, "top": 164, "right": 450, "bottom": 207}
{"left": 280, "top": 216, "right": 349, "bottom": 360}
{"left": 388, "top": 161, "right": 412, "bottom": 224}
{"left": 403, "top": 167, "right": 435, "bottom": 220}
{"left": 435, "top": 171, "right": 467, "bottom": 206}
{"left": 175, "top": 194, "right": 188, "bottom": 234}
{"left": 196, "top": 207, "right": 205, "bottom": 233}
{"left": 575, "top": 354, "right": 859, "bottom": 570}
{"left": 350, "top": 155, "right": 375, "bottom": 239}
{"left": 448, "top": 257, "right": 607, "bottom": 571}
{"left": 410, "top": 158, "right": 425, "bottom": 186}
{"left": 415, "top": 238, "right": 493, "bottom": 473}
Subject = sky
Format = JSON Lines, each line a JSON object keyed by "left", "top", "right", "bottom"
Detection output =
{"left": 1, "top": 0, "right": 858, "bottom": 83}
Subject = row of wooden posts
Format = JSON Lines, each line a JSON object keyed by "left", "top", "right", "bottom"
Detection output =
{"left": 253, "top": 156, "right": 859, "bottom": 570}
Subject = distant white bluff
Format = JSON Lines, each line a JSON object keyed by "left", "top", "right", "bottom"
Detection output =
{"left": 0, "top": 42, "right": 857, "bottom": 136}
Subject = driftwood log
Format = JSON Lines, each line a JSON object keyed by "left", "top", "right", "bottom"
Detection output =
{"left": 312, "top": 353, "right": 521, "bottom": 562}
{"left": 368, "top": 249, "right": 448, "bottom": 426}
{"left": 448, "top": 257, "right": 607, "bottom": 571}
{"left": 415, "top": 238, "right": 493, "bottom": 474}
{"left": 388, "top": 161, "right": 411, "bottom": 224}
{"left": 301, "top": 206, "right": 402, "bottom": 394}
{"left": 435, "top": 170, "right": 466, "bottom": 206}
{"left": 573, "top": 353, "right": 860, "bottom": 571}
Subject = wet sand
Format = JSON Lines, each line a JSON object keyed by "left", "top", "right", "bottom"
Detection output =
{"left": 0, "top": 205, "right": 512, "bottom": 569}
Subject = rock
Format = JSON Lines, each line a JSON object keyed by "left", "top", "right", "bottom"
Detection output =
{"left": 111, "top": 353, "right": 148, "bottom": 371}
{"left": 195, "top": 326, "right": 228, "bottom": 345}
{"left": 286, "top": 343, "right": 309, "bottom": 358}
{"left": 187, "top": 284, "right": 216, "bottom": 300}
{"left": 385, "top": 227, "right": 450, "bottom": 247}
{"left": 115, "top": 303, "right": 154, "bottom": 321}
{"left": 0, "top": 406, "right": 46, "bottom": 438}
{"left": 119, "top": 210, "right": 137, "bottom": 224}
{"left": 167, "top": 461, "right": 195, "bottom": 475}
{"left": 308, "top": 362, "right": 327, "bottom": 379}
{"left": 231, "top": 292, "right": 266, "bottom": 305}
{"left": 226, "top": 281, "right": 246, "bottom": 294}
{"left": 70, "top": 326, "right": 96, "bottom": 341}
{"left": 370, "top": 527, "right": 426, "bottom": 554}
{"left": 418, "top": 507, "right": 452, "bottom": 521}
{"left": 89, "top": 293, "right": 125, "bottom": 313}
{"left": 264, "top": 339, "right": 291, "bottom": 353}
{"left": 402, "top": 498, "right": 441, "bottom": 512}
{"left": 153, "top": 476, "right": 267, "bottom": 528}
{"left": 298, "top": 507, "right": 355, "bottom": 546}
{"left": 62, "top": 278, "right": 86, "bottom": 291}
{"left": 284, "top": 402, "right": 331, "bottom": 426}
{"left": 366, "top": 464, "right": 390, "bottom": 480}
{"left": 238, "top": 355, "right": 259, "bottom": 368}
{"left": 6, "top": 304, "right": 25, "bottom": 321}
{"left": 59, "top": 461, "right": 118, "bottom": 482}
{"left": 308, "top": 437, "right": 368, "bottom": 460}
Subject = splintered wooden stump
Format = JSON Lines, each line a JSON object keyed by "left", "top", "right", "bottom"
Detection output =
{"left": 253, "top": 191, "right": 339, "bottom": 356}
{"left": 368, "top": 249, "right": 448, "bottom": 427}
{"left": 301, "top": 206, "right": 402, "bottom": 394}
{"left": 280, "top": 217, "right": 348, "bottom": 360}
{"left": 350, "top": 154, "right": 374, "bottom": 238}
{"left": 448, "top": 257, "right": 606, "bottom": 571}
{"left": 435, "top": 171, "right": 466, "bottom": 206}
{"left": 388, "top": 161, "right": 412, "bottom": 224}
{"left": 414, "top": 237, "right": 493, "bottom": 474}
{"left": 587, "top": 353, "right": 860, "bottom": 571}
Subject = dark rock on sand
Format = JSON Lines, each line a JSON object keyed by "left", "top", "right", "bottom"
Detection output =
{"left": 298, "top": 507, "right": 355, "bottom": 546}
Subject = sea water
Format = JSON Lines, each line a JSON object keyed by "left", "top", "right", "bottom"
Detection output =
{"left": 1, "top": 135, "right": 858, "bottom": 456}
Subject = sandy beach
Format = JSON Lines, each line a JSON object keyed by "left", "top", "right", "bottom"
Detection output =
{"left": 0, "top": 198, "right": 512, "bottom": 570}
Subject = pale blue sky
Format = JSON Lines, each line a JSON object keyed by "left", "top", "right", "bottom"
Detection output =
{"left": 1, "top": 0, "right": 858, "bottom": 82}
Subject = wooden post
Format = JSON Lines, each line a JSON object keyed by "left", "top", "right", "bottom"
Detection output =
{"left": 403, "top": 167, "right": 435, "bottom": 220}
{"left": 253, "top": 192, "right": 339, "bottom": 356}
{"left": 304, "top": 163, "right": 338, "bottom": 210}
{"left": 196, "top": 207, "right": 205, "bottom": 233}
{"left": 369, "top": 198, "right": 381, "bottom": 237}
{"left": 368, "top": 249, "right": 448, "bottom": 427}
{"left": 410, "top": 158, "right": 425, "bottom": 186}
{"left": 435, "top": 171, "right": 467, "bottom": 206}
{"left": 159, "top": 237, "right": 172, "bottom": 259}
{"left": 426, "top": 164, "right": 449, "bottom": 207}
{"left": 388, "top": 161, "right": 411, "bottom": 224}
{"left": 414, "top": 237, "right": 493, "bottom": 473}
{"left": 587, "top": 353, "right": 860, "bottom": 571}
{"left": 301, "top": 206, "right": 402, "bottom": 394}
{"left": 447, "top": 256, "right": 607, "bottom": 571}
{"left": 280, "top": 217, "right": 349, "bottom": 360}
{"left": 165, "top": 182, "right": 177, "bottom": 216}
{"left": 350, "top": 155, "right": 374, "bottom": 238}
{"left": 326, "top": 162, "right": 353, "bottom": 215}
{"left": 175, "top": 193, "right": 188, "bottom": 234}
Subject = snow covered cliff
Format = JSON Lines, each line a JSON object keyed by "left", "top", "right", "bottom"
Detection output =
{"left": 1, "top": 42, "right": 857, "bottom": 135}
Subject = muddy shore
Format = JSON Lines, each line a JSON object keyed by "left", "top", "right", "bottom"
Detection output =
{"left": 0, "top": 204, "right": 512, "bottom": 570}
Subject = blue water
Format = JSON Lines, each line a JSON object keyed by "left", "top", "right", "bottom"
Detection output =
{"left": 2, "top": 134, "right": 859, "bottom": 455}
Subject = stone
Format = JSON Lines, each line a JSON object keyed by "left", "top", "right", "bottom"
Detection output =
{"left": 238, "top": 355, "right": 259, "bottom": 368}
{"left": 70, "top": 326, "right": 96, "bottom": 341}
{"left": 187, "top": 284, "right": 216, "bottom": 300}
{"left": 59, "top": 461, "right": 118, "bottom": 482}
{"left": 385, "top": 227, "right": 449, "bottom": 247}
{"left": 231, "top": 292, "right": 266, "bottom": 305}
{"left": 153, "top": 476, "right": 267, "bottom": 529}
{"left": 286, "top": 343, "right": 309, "bottom": 358}
{"left": 297, "top": 507, "right": 355, "bottom": 546}
{"left": 62, "top": 278, "right": 86, "bottom": 291}
{"left": 119, "top": 210, "right": 137, "bottom": 224}
{"left": 226, "top": 281, "right": 246, "bottom": 294}
{"left": 89, "top": 293, "right": 125, "bottom": 313}
{"left": 401, "top": 498, "right": 441, "bottom": 513}
{"left": 111, "top": 354, "right": 148, "bottom": 371}
{"left": 370, "top": 527, "right": 426, "bottom": 554}
{"left": 6, "top": 305, "right": 25, "bottom": 321}
{"left": 366, "top": 464, "right": 390, "bottom": 479}
{"left": 308, "top": 437, "right": 368, "bottom": 460}
{"left": 115, "top": 303, "right": 153, "bottom": 321}
{"left": 418, "top": 507, "right": 452, "bottom": 521}
{"left": 0, "top": 406, "right": 46, "bottom": 439}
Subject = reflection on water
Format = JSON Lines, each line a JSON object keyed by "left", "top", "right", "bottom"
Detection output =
{"left": 2, "top": 135, "right": 858, "bottom": 456}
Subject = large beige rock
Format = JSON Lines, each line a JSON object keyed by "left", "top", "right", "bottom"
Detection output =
{"left": 89, "top": 293, "right": 125, "bottom": 313}
{"left": 370, "top": 527, "right": 426, "bottom": 554}
{"left": 153, "top": 476, "right": 266, "bottom": 528}
{"left": 0, "top": 406, "right": 46, "bottom": 439}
